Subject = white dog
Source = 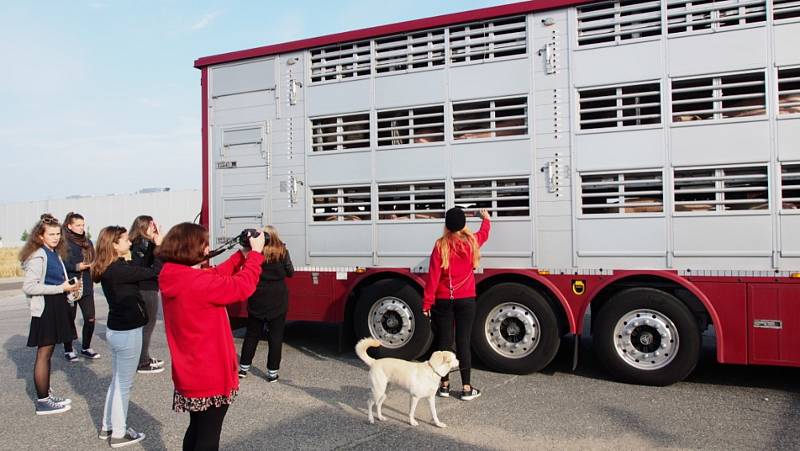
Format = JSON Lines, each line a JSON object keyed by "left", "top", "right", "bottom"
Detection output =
{"left": 355, "top": 337, "right": 459, "bottom": 428}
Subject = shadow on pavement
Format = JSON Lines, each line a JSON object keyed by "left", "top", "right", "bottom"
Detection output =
{"left": 223, "top": 407, "right": 491, "bottom": 450}
{"left": 4, "top": 333, "right": 168, "bottom": 451}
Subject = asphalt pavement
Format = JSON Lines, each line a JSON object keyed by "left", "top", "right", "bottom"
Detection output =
{"left": 1, "top": 285, "right": 799, "bottom": 450}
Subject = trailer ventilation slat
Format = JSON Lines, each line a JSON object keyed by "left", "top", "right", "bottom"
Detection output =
{"left": 580, "top": 170, "right": 664, "bottom": 215}
{"left": 378, "top": 182, "right": 446, "bottom": 220}
{"left": 782, "top": 163, "right": 800, "bottom": 210}
{"left": 778, "top": 67, "right": 800, "bottom": 116}
{"left": 377, "top": 106, "right": 445, "bottom": 146}
{"left": 375, "top": 29, "right": 446, "bottom": 74}
{"left": 310, "top": 40, "right": 371, "bottom": 83}
{"left": 667, "top": 0, "right": 767, "bottom": 34}
{"left": 671, "top": 71, "right": 766, "bottom": 122}
{"left": 674, "top": 165, "right": 769, "bottom": 212}
{"left": 453, "top": 97, "right": 528, "bottom": 140}
{"left": 773, "top": 0, "right": 800, "bottom": 20}
{"left": 577, "top": 0, "right": 662, "bottom": 47}
{"left": 453, "top": 178, "right": 530, "bottom": 217}
{"left": 312, "top": 186, "right": 372, "bottom": 221}
{"left": 449, "top": 16, "right": 527, "bottom": 64}
{"left": 311, "top": 113, "right": 371, "bottom": 152}
{"left": 579, "top": 82, "right": 661, "bottom": 130}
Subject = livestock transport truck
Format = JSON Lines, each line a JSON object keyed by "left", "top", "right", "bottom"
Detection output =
{"left": 194, "top": 0, "right": 800, "bottom": 385}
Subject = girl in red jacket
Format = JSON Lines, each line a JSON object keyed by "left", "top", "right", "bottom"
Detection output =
{"left": 156, "top": 223, "right": 265, "bottom": 451}
{"left": 423, "top": 207, "right": 490, "bottom": 401}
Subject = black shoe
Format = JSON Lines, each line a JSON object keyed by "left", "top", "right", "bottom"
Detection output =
{"left": 80, "top": 348, "right": 101, "bottom": 359}
{"left": 238, "top": 369, "right": 248, "bottom": 379}
{"left": 265, "top": 372, "right": 279, "bottom": 383}
{"left": 459, "top": 387, "right": 481, "bottom": 401}
{"left": 137, "top": 363, "right": 164, "bottom": 374}
{"left": 149, "top": 358, "right": 164, "bottom": 368}
{"left": 64, "top": 352, "right": 78, "bottom": 362}
{"left": 437, "top": 385, "right": 450, "bottom": 398}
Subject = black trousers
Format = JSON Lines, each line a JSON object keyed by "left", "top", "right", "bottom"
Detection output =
{"left": 183, "top": 404, "right": 229, "bottom": 451}
{"left": 432, "top": 297, "right": 476, "bottom": 386}
{"left": 64, "top": 292, "right": 95, "bottom": 352}
{"left": 239, "top": 313, "right": 286, "bottom": 371}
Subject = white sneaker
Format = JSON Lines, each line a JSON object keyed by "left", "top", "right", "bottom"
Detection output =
{"left": 64, "top": 352, "right": 78, "bottom": 362}
{"left": 110, "top": 428, "right": 145, "bottom": 448}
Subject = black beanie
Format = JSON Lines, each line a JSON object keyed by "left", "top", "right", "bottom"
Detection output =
{"left": 445, "top": 207, "right": 466, "bottom": 232}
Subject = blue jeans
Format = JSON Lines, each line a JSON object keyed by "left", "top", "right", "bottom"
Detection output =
{"left": 102, "top": 327, "right": 142, "bottom": 438}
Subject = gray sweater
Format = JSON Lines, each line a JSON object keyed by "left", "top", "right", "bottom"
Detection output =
{"left": 22, "top": 247, "right": 67, "bottom": 317}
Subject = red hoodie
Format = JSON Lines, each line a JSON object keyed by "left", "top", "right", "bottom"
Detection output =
{"left": 159, "top": 251, "right": 264, "bottom": 399}
{"left": 423, "top": 218, "right": 491, "bottom": 311}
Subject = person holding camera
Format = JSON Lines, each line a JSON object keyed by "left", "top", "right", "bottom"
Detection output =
{"left": 62, "top": 212, "right": 100, "bottom": 362}
{"left": 237, "top": 225, "right": 294, "bottom": 382}
{"left": 129, "top": 215, "right": 165, "bottom": 374}
{"left": 156, "top": 223, "right": 265, "bottom": 451}
{"left": 92, "top": 226, "right": 161, "bottom": 447}
{"left": 422, "top": 207, "right": 491, "bottom": 401}
{"left": 19, "top": 214, "right": 80, "bottom": 415}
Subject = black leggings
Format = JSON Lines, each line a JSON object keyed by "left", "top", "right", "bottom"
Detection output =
{"left": 183, "top": 404, "right": 229, "bottom": 451}
{"left": 64, "top": 293, "right": 95, "bottom": 352}
{"left": 239, "top": 314, "right": 286, "bottom": 371}
{"left": 432, "top": 298, "right": 476, "bottom": 387}
{"left": 34, "top": 345, "right": 55, "bottom": 399}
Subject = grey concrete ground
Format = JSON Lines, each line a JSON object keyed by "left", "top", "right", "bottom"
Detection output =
{"left": 1, "top": 285, "right": 799, "bottom": 450}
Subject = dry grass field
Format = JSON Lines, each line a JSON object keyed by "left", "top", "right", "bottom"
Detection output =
{"left": 0, "top": 248, "right": 22, "bottom": 278}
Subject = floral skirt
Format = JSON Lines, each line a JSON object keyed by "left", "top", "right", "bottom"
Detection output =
{"left": 173, "top": 389, "right": 238, "bottom": 413}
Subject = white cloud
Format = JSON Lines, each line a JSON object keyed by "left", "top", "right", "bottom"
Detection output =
{"left": 190, "top": 11, "right": 222, "bottom": 31}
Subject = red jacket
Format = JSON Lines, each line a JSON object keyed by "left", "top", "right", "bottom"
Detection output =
{"left": 423, "top": 218, "right": 491, "bottom": 310}
{"left": 159, "top": 251, "right": 264, "bottom": 399}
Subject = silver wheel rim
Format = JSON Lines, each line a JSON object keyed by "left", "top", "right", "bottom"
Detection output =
{"left": 484, "top": 302, "right": 540, "bottom": 359}
{"left": 367, "top": 296, "right": 415, "bottom": 349}
{"left": 613, "top": 309, "right": 679, "bottom": 371}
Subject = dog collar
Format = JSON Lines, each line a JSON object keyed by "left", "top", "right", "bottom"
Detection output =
{"left": 427, "top": 361, "right": 447, "bottom": 378}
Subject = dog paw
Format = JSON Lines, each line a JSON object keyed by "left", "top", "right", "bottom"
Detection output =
{"left": 410, "top": 420, "right": 419, "bottom": 427}
{"left": 369, "top": 418, "right": 375, "bottom": 424}
{"left": 377, "top": 415, "right": 387, "bottom": 421}
{"left": 435, "top": 422, "right": 447, "bottom": 428}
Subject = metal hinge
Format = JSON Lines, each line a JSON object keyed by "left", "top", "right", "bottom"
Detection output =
{"left": 538, "top": 41, "right": 557, "bottom": 74}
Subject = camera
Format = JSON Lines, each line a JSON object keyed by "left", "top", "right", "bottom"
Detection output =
{"left": 68, "top": 277, "right": 78, "bottom": 285}
{"left": 205, "top": 227, "right": 268, "bottom": 261}
{"left": 237, "top": 228, "right": 265, "bottom": 248}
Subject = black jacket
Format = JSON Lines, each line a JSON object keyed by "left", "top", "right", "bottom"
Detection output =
{"left": 247, "top": 250, "right": 294, "bottom": 319}
{"left": 101, "top": 259, "right": 159, "bottom": 331}
{"left": 130, "top": 238, "right": 159, "bottom": 291}
{"left": 65, "top": 238, "right": 93, "bottom": 293}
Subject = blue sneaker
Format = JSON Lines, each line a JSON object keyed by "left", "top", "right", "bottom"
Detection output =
{"left": 35, "top": 397, "right": 71, "bottom": 415}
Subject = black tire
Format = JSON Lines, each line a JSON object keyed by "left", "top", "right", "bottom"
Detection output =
{"left": 353, "top": 279, "right": 433, "bottom": 360}
{"left": 472, "top": 283, "right": 561, "bottom": 374}
{"left": 593, "top": 288, "right": 700, "bottom": 386}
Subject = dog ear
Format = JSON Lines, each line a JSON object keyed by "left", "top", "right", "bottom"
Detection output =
{"left": 429, "top": 351, "right": 445, "bottom": 370}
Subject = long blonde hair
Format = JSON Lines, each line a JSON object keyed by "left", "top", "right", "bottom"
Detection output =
{"left": 91, "top": 226, "right": 127, "bottom": 282}
{"left": 261, "top": 225, "right": 287, "bottom": 263}
{"left": 435, "top": 227, "right": 480, "bottom": 270}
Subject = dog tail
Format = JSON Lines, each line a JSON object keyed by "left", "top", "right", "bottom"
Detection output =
{"left": 355, "top": 337, "right": 381, "bottom": 367}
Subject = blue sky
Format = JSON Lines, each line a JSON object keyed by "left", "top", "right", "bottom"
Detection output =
{"left": 1, "top": 0, "right": 514, "bottom": 203}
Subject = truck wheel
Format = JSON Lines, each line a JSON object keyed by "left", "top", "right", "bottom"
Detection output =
{"left": 593, "top": 288, "right": 700, "bottom": 386}
{"left": 354, "top": 279, "right": 433, "bottom": 360}
{"left": 472, "top": 283, "right": 561, "bottom": 374}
